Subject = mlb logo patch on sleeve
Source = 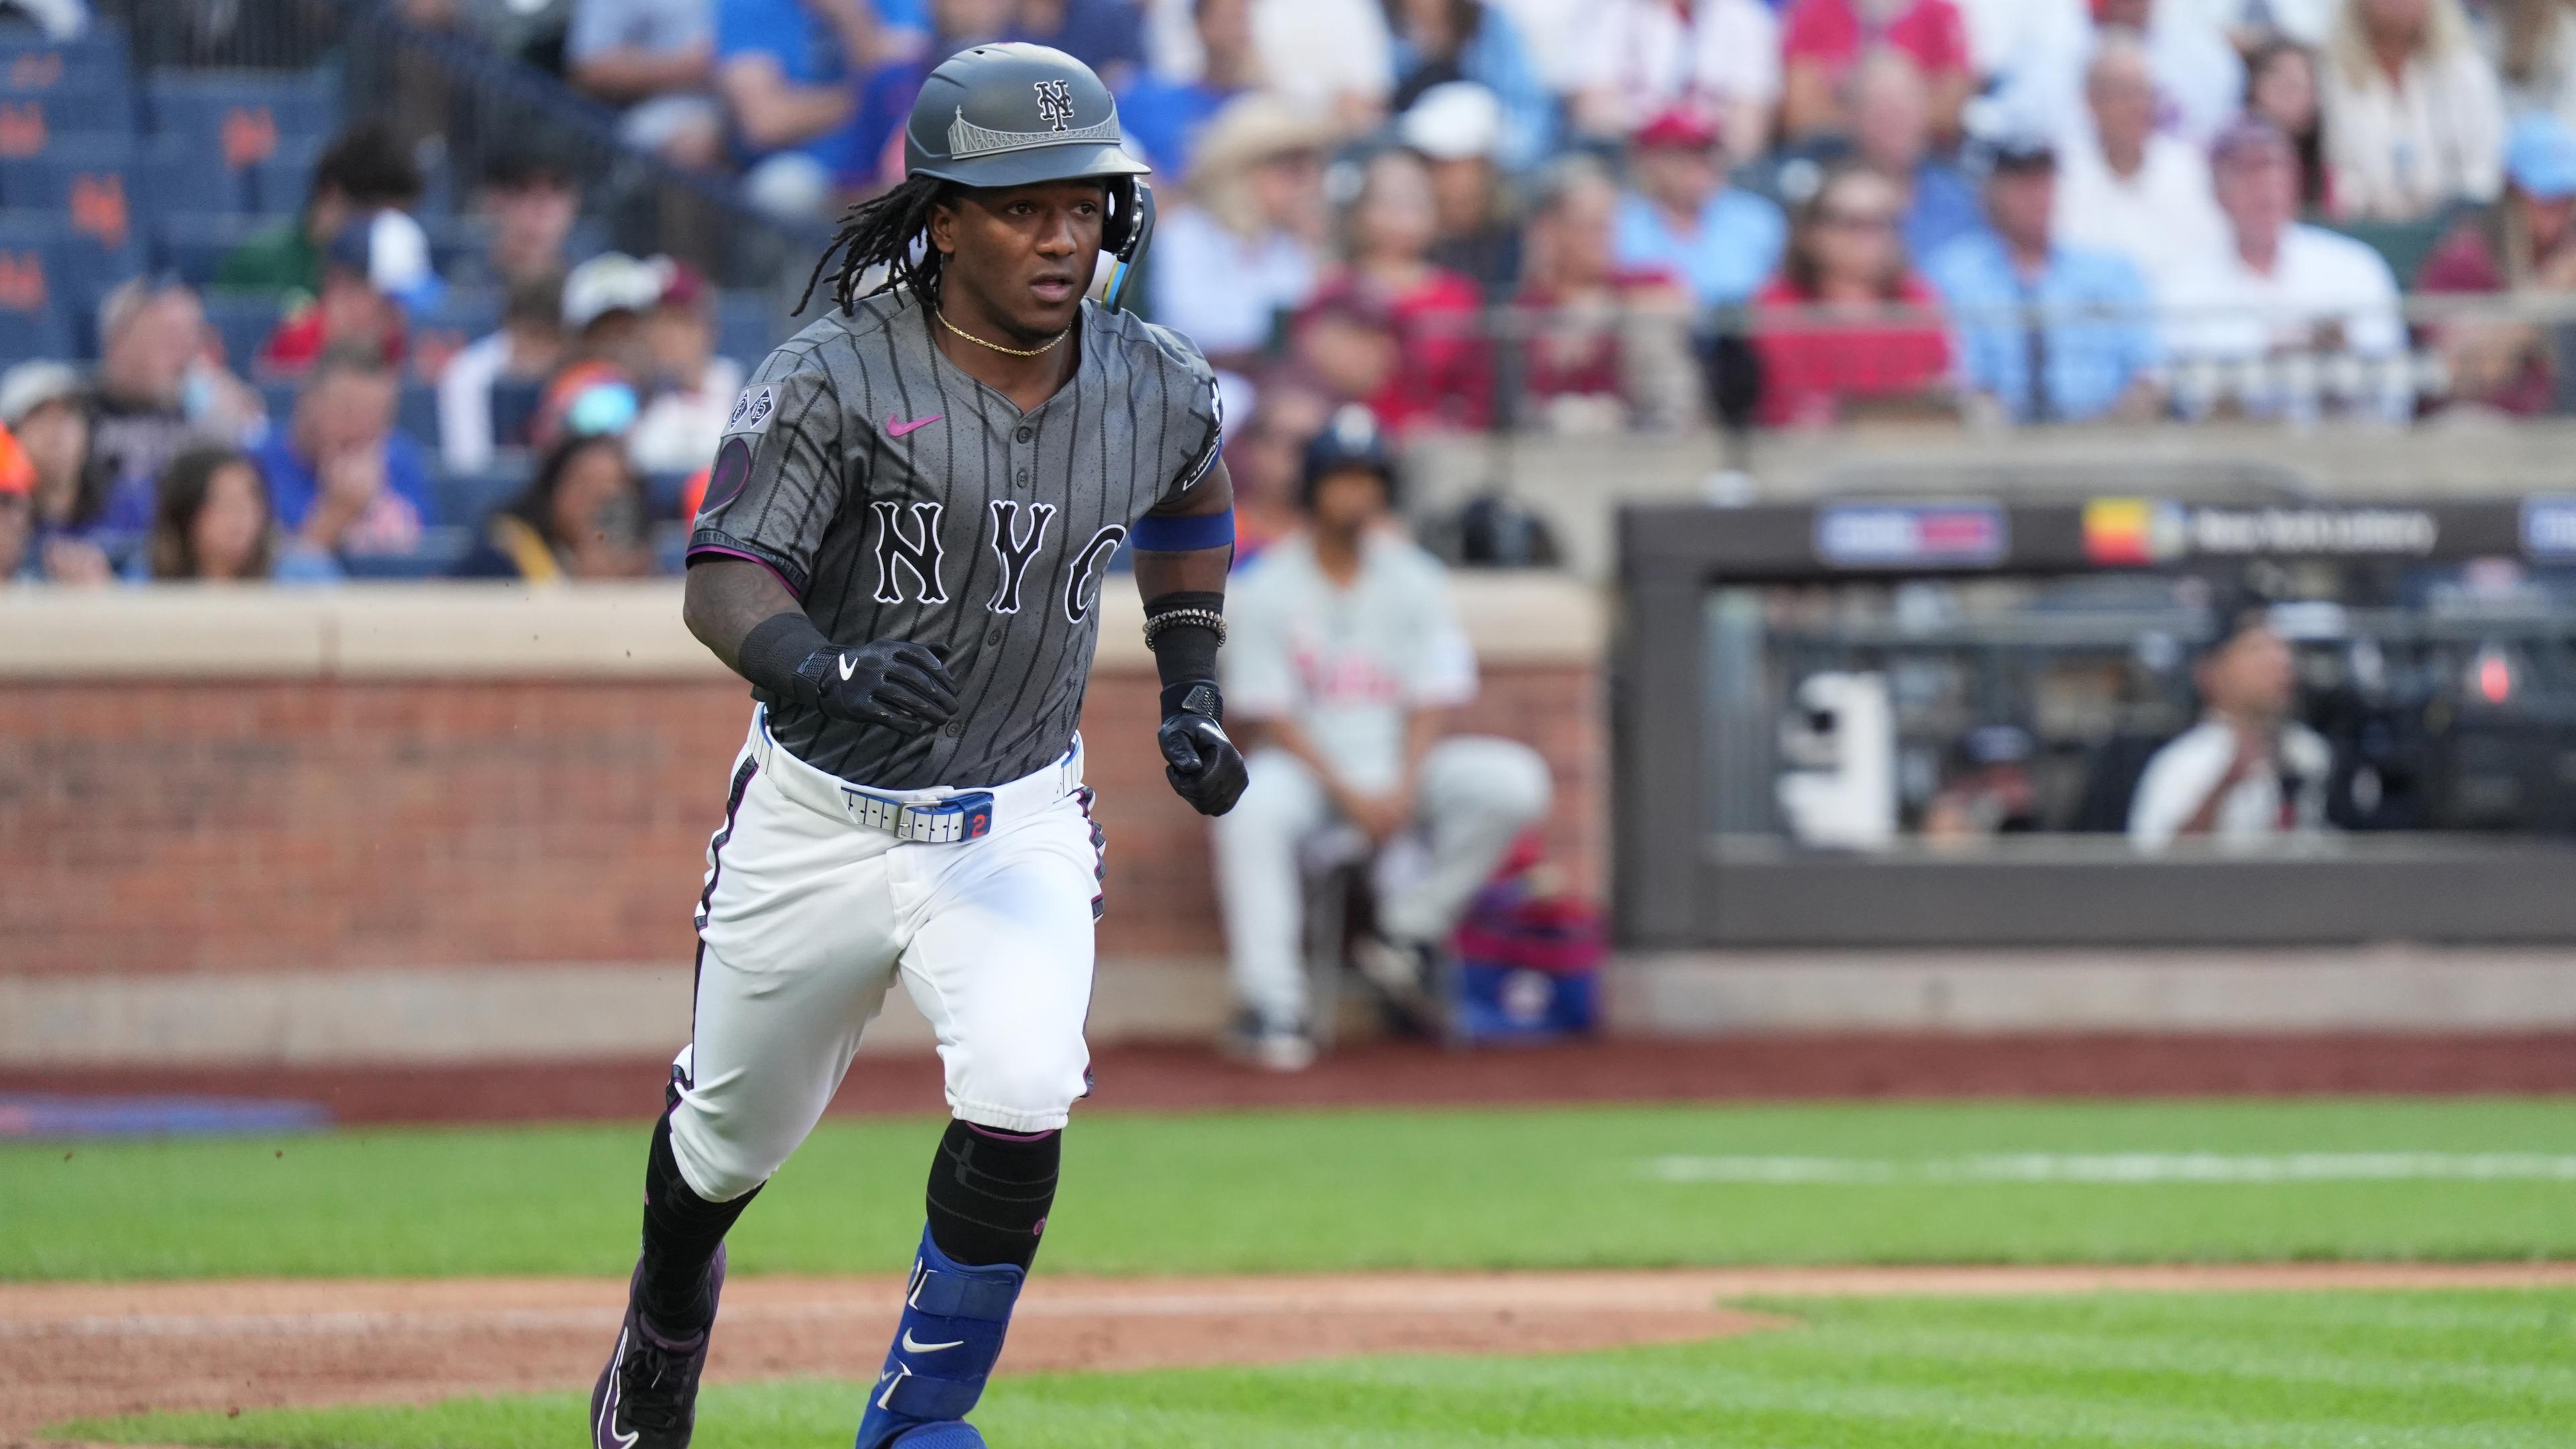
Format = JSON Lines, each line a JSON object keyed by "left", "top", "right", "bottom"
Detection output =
{"left": 727, "top": 387, "right": 777, "bottom": 435}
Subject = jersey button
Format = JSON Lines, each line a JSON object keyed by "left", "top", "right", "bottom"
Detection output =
{"left": 985, "top": 625, "right": 1005, "bottom": 645}
{"left": 1015, "top": 470, "right": 1029, "bottom": 486}
{"left": 1015, "top": 427, "right": 1033, "bottom": 443}
{"left": 943, "top": 718, "right": 965, "bottom": 739}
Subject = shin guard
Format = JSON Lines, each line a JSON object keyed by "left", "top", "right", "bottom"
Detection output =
{"left": 852, "top": 1225, "right": 1024, "bottom": 1449}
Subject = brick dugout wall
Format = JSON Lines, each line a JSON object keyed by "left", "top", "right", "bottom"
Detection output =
{"left": 0, "top": 586, "right": 1603, "bottom": 982}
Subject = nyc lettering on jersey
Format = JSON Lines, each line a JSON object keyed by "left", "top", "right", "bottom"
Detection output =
{"left": 864, "top": 499, "right": 1128, "bottom": 624}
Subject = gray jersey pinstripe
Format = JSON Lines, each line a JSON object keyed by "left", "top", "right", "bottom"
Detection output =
{"left": 688, "top": 289, "right": 1222, "bottom": 791}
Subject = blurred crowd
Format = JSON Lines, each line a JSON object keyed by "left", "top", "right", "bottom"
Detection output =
{"left": 21, "top": 0, "right": 2576, "bottom": 586}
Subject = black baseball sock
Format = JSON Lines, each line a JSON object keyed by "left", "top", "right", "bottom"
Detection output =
{"left": 923, "top": 1119, "right": 1060, "bottom": 1271}
{"left": 637, "top": 1113, "right": 759, "bottom": 1338}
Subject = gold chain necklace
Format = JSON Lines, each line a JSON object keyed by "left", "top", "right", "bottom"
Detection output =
{"left": 936, "top": 308, "right": 1069, "bottom": 358}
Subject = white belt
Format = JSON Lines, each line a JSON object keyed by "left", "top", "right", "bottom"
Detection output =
{"left": 750, "top": 708, "right": 1083, "bottom": 845}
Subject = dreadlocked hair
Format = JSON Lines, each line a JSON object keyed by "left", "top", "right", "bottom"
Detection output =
{"left": 796, "top": 174, "right": 956, "bottom": 317}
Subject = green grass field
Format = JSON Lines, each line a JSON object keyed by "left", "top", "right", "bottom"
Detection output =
{"left": 19, "top": 1096, "right": 2576, "bottom": 1447}
{"left": 58, "top": 1290, "right": 2576, "bottom": 1448}
{"left": 10, "top": 1097, "right": 2576, "bottom": 1280}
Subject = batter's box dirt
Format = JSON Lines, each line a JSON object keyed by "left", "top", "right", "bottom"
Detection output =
{"left": 7, "top": 1263, "right": 2575, "bottom": 1444}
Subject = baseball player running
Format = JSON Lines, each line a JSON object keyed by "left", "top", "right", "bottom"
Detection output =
{"left": 591, "top": 45, "right": 1246, "bottom": 1449}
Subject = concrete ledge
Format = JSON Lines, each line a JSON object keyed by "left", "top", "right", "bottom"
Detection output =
{"left": 1613, "top": 946, "right": 2576, "bottom": 1034}
{"left": 0, "top": 574, "right": 1602, "bottom": 680}
{"left": 0, "top": 957, "right": 1231, "bottom": 1067}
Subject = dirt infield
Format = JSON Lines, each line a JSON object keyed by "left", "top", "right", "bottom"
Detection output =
{"left": 8, "top": 1263, "right": 2575, "bottom": 1444}
{"left": 11, "top": 1032, "right": 2576, "bottom": 1128}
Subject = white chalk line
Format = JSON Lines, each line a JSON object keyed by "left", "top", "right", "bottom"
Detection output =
{"left": 1642, "top": 1152, "right": 2576, "bottom": 1185}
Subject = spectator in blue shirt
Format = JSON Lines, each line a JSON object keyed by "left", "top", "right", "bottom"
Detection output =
{"left": 1613, "top": 106, "right": 1788, "bottom": 313}
{"left": 1848, "top": 48, "right": 1982, "bottom": 269}
{"left": 1926, "top": 135, "right": 2163, "bottom": 425}
{"left": 845, "top": 0, "right": 1015, "bottom": 192}
{"left": 1017, "top": 0, "right": 1146, "bottom": 86}
{"left": 1384, "top": 0, "right": 1556, "bottom": 175}
{"left": 254, "top": 347, "right": 437, "bottom": 559}
{"left": 714, "top": 0, "right": 880, "bottom": 219}
{"left": 1116, "top": 0, "right": 1256, "bottom": 178}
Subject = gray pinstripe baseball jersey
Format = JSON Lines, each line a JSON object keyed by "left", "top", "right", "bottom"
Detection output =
{"left": 686, "top": 288, "right": 1222, "bottom": 791}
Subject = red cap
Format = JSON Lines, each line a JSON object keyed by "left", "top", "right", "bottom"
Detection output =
{"left": 1633, "top": 105, "right": 1720, "bottom": 152}
{"left": 658, "top": 260, "right": 709, "bottom": 311}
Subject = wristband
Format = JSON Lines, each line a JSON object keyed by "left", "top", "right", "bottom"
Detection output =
{"left": 737, "top": 611, "right": 833, "bottom": 705}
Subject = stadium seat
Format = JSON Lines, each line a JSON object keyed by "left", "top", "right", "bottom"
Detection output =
{"left": 0, "top": 140, "right": 145, "bottom": 256}
{"left": 434, "top": 465, "right": 530, "bottom": 530}
{"left": 0, "top": 42, "right": 133, "bottom": 102}
{"left": 0, "top": 208, "right": 142, "bottom": 351}
{"left": 142, "top": 69, "right": 338, "bottom": 150}
{"left": 0, "top": 89, "right": 136, "bottom": 155}
{"left": 246, "top": 133, "right": 322, "bottom": 215}
{"left": 717, "top": 289, "right": 782, "bottom": 366}
{"left": 154, "top": 209, "right": 276, "bottom": 285}
{"left": 201, "top": 292, "right": 280, "bottom": 372}
{"left": 0, "top": 237, "right": 74, "bottom": 364}
{"left": 136, "top": 138, "right": 251, "bottom": 216}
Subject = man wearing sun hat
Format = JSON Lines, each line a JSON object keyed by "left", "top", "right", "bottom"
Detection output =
{"left": 1610, "top": 105, "right": 1786, "bottom": 313}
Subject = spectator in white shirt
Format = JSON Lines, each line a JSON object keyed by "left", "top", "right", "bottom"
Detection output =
{"left": 2319, "top": 0, "right": 2505, "bottom": 221}
{"left": 1149, "top": 94, "right": 1332, "bottom": 375}
{"left": 2161, "top": 117, "right": 2412, "bottom": 421}
{"left": 1562, "top": 0, "right": 1782, "bottom": 162}
{"left": 2129, "top": 596, "right": 2331, "bottom": 852}
{"left": 2056, "top": 33, "right": 2231, "bottom": 297}
{"left": 438, "top": 272, "right": 569, "bottom": 474}
{"left": 1252, "top": 0, "right": 1395, "bottom": 131}
{"left": 1955, "top": 0, "right": 2090, "bottom": 138}
{"left": 2095, "top": 0, "right": 2246, "bottom": 143}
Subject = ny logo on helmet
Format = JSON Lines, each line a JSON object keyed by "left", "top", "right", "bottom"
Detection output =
{"left": 1033, "top": 79, "right": 1075, "bottom": 131}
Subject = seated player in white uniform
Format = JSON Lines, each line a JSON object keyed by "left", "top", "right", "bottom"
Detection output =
{"left": 2129, "top": 595, "right": 2332, "bottom": 853}
{"left": 1215, "top": 406, "right": 1552, "bottom": 1067}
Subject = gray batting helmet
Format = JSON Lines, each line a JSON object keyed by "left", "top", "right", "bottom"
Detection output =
{"left": 904, "top": 43, "right": 1150, "bottom": 191}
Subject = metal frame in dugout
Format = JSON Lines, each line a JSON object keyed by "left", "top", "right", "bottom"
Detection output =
{"left": 1613, "top": 495, "right": 2576, "bottom": 949}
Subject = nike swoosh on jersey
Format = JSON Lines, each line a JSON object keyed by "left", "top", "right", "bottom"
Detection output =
{"left": 901, "top": 1328, "right": 966, "bottom": 1352}
{"left": 885, "top": 411, "right": 945, "bottom": 437}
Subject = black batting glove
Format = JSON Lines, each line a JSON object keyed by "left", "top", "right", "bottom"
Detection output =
{"left": 794, "top": 639, "right": 959, "bottom": 735}
{"left": 1158, "top": 680, "right": 1248, "bottom": 816}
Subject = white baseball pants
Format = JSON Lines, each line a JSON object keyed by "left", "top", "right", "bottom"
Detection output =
{"left": 1214, "top": 737, "right": 1552, "bottom": 1030}
{"left": 669, "top": 712, "right": 1103, "bottom": 1204}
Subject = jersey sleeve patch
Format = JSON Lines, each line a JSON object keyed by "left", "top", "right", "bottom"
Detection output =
{"left": 696, "top": 437, "right": 755, "bottom": 519}
{"left": 724, "top": 386, "right": 777, "bottom": 436}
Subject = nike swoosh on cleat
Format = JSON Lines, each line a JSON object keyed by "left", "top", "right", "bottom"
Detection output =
{"left": 902, "top": 1328, "right": 966, "bottom": 1352}
{"left": 599, "top": 1328, "right": 639, "bottom": 1449}
{"left": 886, "top": 412, "right": 944, "bottom": 437}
